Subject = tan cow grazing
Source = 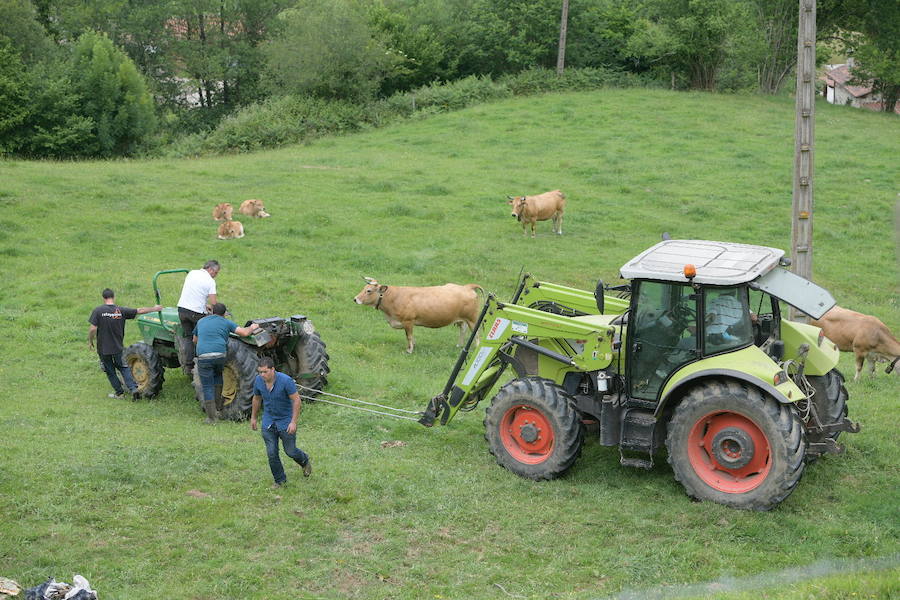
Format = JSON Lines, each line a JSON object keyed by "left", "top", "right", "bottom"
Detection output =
{"left": 212, "top": 202, "right": 233, "bottom": 221}
{"left": 239, "top": 199, "right": 270, "bottom": 218}
{"left": 506, "top": 190, "right": 566, "bottom": 237}
{"left": 217, "top": 220, "right": 245, "bottom": 240}
{"left": 354, "top": 278, "right": 482, "bottom": 353}
{"left": 811, "top": 305, "right": 900, "bottom": 381}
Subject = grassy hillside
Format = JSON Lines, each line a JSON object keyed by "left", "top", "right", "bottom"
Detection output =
{"left": 0, "top": 88, "right": 897, "bottom": 599}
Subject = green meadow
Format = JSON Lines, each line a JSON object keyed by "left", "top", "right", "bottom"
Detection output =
{"left": 1, "top": 88, "right": 897, "bottom": 599}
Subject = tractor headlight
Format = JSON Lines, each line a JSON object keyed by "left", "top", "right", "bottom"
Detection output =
{"left": 773, "top": 370, "right": 789, "bottom": 386}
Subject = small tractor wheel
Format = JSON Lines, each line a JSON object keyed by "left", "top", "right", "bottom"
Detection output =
{"left": 288, "top": 331, "right": 330, "bottom": 401}
{"left": 123, "top": 342, "right": 165, "bottom": 398}
{"left": 484, "top": 377, "right": 584, "bottom": 480}
{"left": 805, "top": 369, "right": 849, "bottom": 447}
{"left": 192, "top": 338, "right": 259, "bottom": 421}
{"left": 666, "top": 380, "right": 806, "bottom": 511}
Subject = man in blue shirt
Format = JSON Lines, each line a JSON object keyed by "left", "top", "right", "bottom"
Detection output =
{"left": 193, "top": 303, "right": 259, "bottom": 423}
{"left": 250, "top": 356, "right": 312, "bottom": 486}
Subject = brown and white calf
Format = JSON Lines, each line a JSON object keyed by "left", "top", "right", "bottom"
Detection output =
{"left": 811, "top": 305, "right": 900, "bottom": 381}
{"left": 217, "top": 220, "right": 244, "bottom": 240}
{"left": 212, "top": 202, "right": 233, "bottom": 221}
{"left": 506, "top": 190, "right": 566, "bottom": 237}
{"left": 239, "top": 198, "right": 271, "bottom": 218}
{"left": 354, "top": 278, "right": 482, "bottom": 353}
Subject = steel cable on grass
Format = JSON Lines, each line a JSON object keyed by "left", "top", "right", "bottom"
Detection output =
{"left": 297, "top": 384, "right": 424, "bottom": 422}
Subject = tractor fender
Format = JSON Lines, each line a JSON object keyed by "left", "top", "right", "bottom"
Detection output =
{"left": 656, "top": 369, "right": 797, "bottom": 419}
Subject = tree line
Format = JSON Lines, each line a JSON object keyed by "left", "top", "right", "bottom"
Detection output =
{"left": 0, "top": 0, "right": 896, "bottom": 159}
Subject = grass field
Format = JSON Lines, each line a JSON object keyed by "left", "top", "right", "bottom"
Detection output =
{"left": 1, "top": 88, "right": 897, "bottom": 599}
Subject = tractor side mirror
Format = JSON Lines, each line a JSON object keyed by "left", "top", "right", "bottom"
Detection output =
{"left": 594, "top": 279, "right": 605, "bottom": 314}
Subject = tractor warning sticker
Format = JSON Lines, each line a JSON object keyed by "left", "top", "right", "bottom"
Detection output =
{"left": 511, "top": 320, "right": 528, "bottom": 334}
{"left": 462, "top": 347, "right": 495, "bottom": 386}
{"left": 487, "top": 318, "right": 510, "bottom": 340}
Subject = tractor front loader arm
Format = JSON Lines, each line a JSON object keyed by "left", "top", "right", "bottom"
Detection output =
{"left": 420, "top": 296, "right": 616, "bottom": 427}
{"left": 512, "top": 273, "right": 629, "bottom": 316}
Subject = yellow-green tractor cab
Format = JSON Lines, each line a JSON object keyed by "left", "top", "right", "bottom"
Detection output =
{"left": 423, "top": 240, "right": 858, "bottom": 510}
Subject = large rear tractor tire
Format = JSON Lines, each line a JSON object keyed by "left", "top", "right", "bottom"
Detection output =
{"left": 666, "top": 380, "right": 806, "bottom": 511}
{"left": 123, "top": 342, "right": 165, "bottom": 398}
{"left": 287, "top": 331, "right": 330, "bottom": 401}
{"left": 805, "top": 369, "right": 849, "bottom": 446}
{"left": 484, "top": 377, "right": 584, "bottom": 480}
{"left": 192, "top": 338, "right": 259, "bottom": 421}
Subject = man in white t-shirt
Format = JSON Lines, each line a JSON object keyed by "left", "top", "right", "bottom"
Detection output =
{"left": 177, "top": 260, "right": 220, "bottom": 370}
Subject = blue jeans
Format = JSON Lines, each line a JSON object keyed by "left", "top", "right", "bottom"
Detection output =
{"left": 196, "top": 356, "right": 226, "bottom": 402}
{"left": 261, "top": 425, "right": 309, "bottom": 485}
{"left": 100, "top": 353, "right": 137, "bottom": 395}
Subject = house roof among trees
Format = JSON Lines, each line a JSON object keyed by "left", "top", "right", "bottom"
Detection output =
{"left": 824, "top": 64, "right": 872, "bottom": 98}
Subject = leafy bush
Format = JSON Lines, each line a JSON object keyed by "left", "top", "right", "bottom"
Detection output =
{"left": 263, "top": 0, "right": 399, "bottom": 103}
{"left": 379, "top": 75, "right": 509, "bottom": 117}
{"left": 499, "top": 66, "right": 659, "bottom": 95}
{"left": 0, "top": 38, "right": 28, "bottom": 153}
{"left": 70, "top": 32, "right": 156, "bottom": 157}
{"left": 173, "top": 95, "right": 374, "bottom": 155}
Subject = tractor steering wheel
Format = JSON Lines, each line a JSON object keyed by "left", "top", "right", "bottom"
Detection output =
{"left": 666, "top": 303, "right": 696, "bottom": 330}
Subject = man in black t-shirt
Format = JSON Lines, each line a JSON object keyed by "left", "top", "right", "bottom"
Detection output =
{"left": 88, "top": 288, "right": 162, "bottom": 400}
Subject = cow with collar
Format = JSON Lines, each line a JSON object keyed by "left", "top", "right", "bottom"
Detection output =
{"left": 506, "top": 189, "right": 566, "bottom": 237}
{"left": 354, "top": 277, "right": 482, "bottom": 353}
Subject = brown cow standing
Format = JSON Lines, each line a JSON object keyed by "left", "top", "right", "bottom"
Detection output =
{"left": 506, "top": 190, "right": 566, "bottom": 237}
{"left": 811, "top": 305, "right": 900, "bottom": 381}
{"left": 354, "top": 278, "right": 482, "bottom": 353}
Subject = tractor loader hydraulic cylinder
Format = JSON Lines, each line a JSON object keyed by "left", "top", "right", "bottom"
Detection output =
{"left": 440, "top": 295, "right": 494, "bottom": 396}
{"left": 508, "top": 336, "right": 577, "bottom": 366}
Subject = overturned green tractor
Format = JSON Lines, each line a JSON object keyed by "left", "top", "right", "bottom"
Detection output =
{"left": 123, "top": 269, "right": 329, "bottom": 420}
{"left": 422, "top": 240, "right": 859, "bottom": 510}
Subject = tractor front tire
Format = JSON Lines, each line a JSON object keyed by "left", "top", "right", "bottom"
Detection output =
{"left": 192, "top": 338, "right": 259, "bottom": 421}
{"left": 805, "top": 369, "right": 849, "bottom": 447}
{"left": 124, "top": 342, "right": 165, "bottom": 398}
{"left": 666, "top": 380, "right": 806, "bottom": 511}
{"left": 289, "top": 331, "right": 330, "bottom": 401}
{"left": 484, "top": 377, "right": 583, "bottom": 480}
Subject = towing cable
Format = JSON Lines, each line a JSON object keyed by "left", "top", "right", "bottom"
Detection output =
{"left": 297, "top": 384, "right": 425, "bottom": 422}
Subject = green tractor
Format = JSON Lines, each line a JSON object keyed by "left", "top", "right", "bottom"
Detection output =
{"left": 421, "top": 240, "right": 858, "bottom": 510}
{"left": 123, "top": 269, "right": 330, "bottom": 420}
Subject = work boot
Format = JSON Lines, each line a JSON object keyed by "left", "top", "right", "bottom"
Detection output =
{"left": 302, "top": 458, "right": 312, "bottom": 478}
{"left": 214, "top": 384, "right": 224, "bottom": 411}
{"left": 202, "top": 400, "right": 217, "bottom": 424}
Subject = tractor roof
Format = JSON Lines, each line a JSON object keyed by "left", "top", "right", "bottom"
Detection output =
{"left": 620, "top": 240, "right": 785, "bottom": 285}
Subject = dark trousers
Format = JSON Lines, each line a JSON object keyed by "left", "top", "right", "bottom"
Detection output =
{"left": 197, "top": 355, "right": 226, "bottom": 402}
{"left": 178, "top": 307, "right": 205, "bottom": 368}
{"left": 261, "top": 425, "right": 309, "bottom": 485}
{"left": 100, "top": 353, "right": 137, "bottom": 395}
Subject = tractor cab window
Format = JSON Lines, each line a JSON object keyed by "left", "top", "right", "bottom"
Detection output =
{"left": 629, "top": 281, "right": 698, "bottom": 401}
{"left": 703, "top": 287, "right": 753, "bottom": 355}
{"left": 748, "top": 289, "right": 779, "bottom": 347}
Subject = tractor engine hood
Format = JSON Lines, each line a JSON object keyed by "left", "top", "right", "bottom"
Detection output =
{"left": 749, "top": 267, "right": 835, "bottom": 320}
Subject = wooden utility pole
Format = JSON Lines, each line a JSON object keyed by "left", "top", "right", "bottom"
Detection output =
{"left": 557, "top": 0, "right": 569, "bottom": 75}
{"left": 791, "top": 0, "right": 816, "bottom": 320}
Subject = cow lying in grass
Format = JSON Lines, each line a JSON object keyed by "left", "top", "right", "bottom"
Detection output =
{"left": 217, "top": 220, "right": 244, "bottom": 240}
{"left": 240, "top": 199, "right": 270, "bottom": 218}
{"left": 811, "top": 305, "right": 900, "bottom": 381}
{"left": 354, "top": 278, "right": 482, "bottom": 353}
{"left": 506, "top": 190, "right": 566, "bottom": 237}
{"left": 212, "top": 202, "right": 233, "bottom": 221}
